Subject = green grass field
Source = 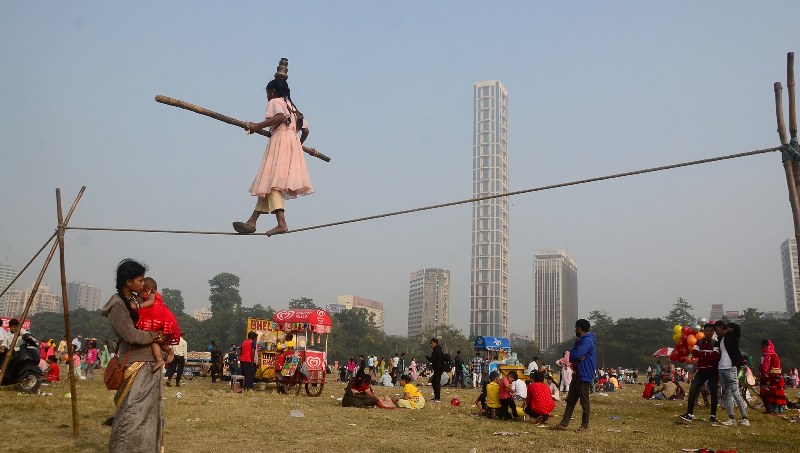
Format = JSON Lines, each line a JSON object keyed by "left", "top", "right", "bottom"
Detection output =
{"left": 2, "top": 374, "right": 798, "bottom": 453}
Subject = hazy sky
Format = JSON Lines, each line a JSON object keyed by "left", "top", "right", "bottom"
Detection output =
{"left": 1, "top": 1, "right": 798, "bottom": 337}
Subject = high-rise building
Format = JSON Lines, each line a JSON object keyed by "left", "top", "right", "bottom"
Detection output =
{"left": 67, "top": 281, "right": 102, "bottom": 311}
{"left": 408, "top": 268, "right": 450, "bottom": 337}
{"left": 193, "top": 307, "right": 213, "bottom": 321}
{"left": 470, "top": 80, "right": 509, "bottom": 338}
{"left": 2, "top": 284, "right": 62, "bottom": 317}
{"left": 0, "top": 262, "right": 18, "bottom": 315}
{"left": 333, "top": 295, "right": 385, "bottom": 331}
{"left": 781, "top": 238, "right": 800, "bottom": 314}
{"left": 533, "top": 250, "right": 578, "bottom": 350}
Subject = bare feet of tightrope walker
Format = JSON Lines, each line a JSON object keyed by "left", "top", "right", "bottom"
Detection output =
{"left": 151, "top": 360, "right": 165, "bottom": 373}
{"left": 266, "top": 225, "right": 288, "bottom": 237}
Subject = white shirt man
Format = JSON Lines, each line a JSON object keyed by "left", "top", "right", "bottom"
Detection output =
{"left": 512, "top": 377, "right": 527, "bottom": 401}
{"left": 173, "top": 336, "right": 188, "bottom": 357}
{"left": 525, "top": 359, "right": 539, "bottom": 375}
{"left": 72, "top": 336, "right": 82, "bottom": 352}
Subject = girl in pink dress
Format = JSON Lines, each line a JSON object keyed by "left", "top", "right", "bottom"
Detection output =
{"left": 233, "top": 77, "right": 314, "bottom": 236}
{"left": 130, "top": 277, "right": 179, "bottom": 371}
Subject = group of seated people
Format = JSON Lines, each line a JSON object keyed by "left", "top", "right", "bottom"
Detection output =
{"left": 474, "top": 370, "right": 556, "bottom": 424}
{"left": 642, "top": 377, "right": 686, "bottom": 400}
{"left": 596, "top": 370, "right": 624, "bottom": 392}
{"left": 341, "top": 369, "right": 425, "bottom": 409}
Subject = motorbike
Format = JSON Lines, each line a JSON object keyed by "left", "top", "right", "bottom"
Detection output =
{"left": 0, "top": 332, "right": 43, "bottom": 393}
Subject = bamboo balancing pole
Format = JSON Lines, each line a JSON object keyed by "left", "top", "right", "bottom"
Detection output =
{"left": 154, "top": 95, "right": 331, "bottom": 162}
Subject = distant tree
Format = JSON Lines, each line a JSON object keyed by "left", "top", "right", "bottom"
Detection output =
{"left": 161, "top": 288, "right": 185, "bottom": 314}
{"left": 288, "top": 297, "right": 317, "bottom": 310}
{"left": 665, "top": 297, "right": 694, "bottom": 326}
{"left": 588, "top": 310, "right": 613, "bottom": 332}
{"left": 740, "top": 307, "right": 763, "bottom": 324}
{"left": 207, "top": 273, "right": 242, "bottom": 346}
{"left": 243, "top": 304, "right": 275, "bottom": 320}
{"left": 208, "top": 273, "right": 241, "bottom": 315}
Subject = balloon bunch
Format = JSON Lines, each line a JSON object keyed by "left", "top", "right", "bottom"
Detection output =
{"left": 669, "top": 325, "right": 706, "bottom": 363}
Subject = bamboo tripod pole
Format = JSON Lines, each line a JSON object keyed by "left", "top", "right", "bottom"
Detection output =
{"left": 57, "top": 187, "right": 85, "bottom": 436}
{"left": 776, "top": 59, "right": 800, "bottom": 249}
{"left": 789, "top": 53, "right": 799, "bottom": 193}
{"left": 0, "top": 187, "right": 85, "bottom": 437}
{"left": 154, "top": 95, "right": 332, "bottom": 162}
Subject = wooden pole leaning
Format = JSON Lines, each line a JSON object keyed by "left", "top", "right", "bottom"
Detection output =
{"left": 154, "top": 95, "right": 332, "bottom": 162}
{"left": 57, "top": 187, "right": 86, "bottom": 436}
{"left": 775, "top": 81, "right": 800, "bottom": 248}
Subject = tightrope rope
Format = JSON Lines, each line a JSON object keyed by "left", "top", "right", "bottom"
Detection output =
{"left": 67, "top": 145, "right": 782, "bottom": 236}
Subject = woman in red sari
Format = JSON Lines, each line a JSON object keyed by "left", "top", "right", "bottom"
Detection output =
{"left": 759, "top": 339, "right": 787, "bottom": 415}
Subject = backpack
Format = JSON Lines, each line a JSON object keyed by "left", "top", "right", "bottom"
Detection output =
{"left": 442, "top": 353, "right": 453, "bottom": 372}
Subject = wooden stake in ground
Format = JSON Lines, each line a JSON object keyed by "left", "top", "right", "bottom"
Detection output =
{"left": 154, "top": 95, "right": 332, "bottom": 162}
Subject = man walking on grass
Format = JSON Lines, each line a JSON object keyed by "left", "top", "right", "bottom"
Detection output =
{"left": 554, "top": 319, "right": 596, "bottom": 432}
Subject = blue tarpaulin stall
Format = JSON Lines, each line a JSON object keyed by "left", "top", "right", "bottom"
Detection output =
{"left": 474, "top": 336, "right": 511, "bottom": 352}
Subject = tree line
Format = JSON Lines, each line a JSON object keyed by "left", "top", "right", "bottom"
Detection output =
{"left": 28, "top": 279, "right": 799, "bottom": 370}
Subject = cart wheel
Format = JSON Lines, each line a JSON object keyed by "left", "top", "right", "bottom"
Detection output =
{"left": 284, "top": 380, "right": 302, "bottom": 396}
{"left": 305, "top": 383, "right": 324, "bottom": 397}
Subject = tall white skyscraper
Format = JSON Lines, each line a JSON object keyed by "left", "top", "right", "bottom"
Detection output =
{"left": 471, "top": 80, "right": 509, "bottom": 338}
{"left": 533, "top": 250, "right": 578, "bottom": 350}
{"left": 67, "top": 281, "right": 102, "bottom": 311}
{"left": 408, "top": 268, "right": 450, "bottom": 337}
{"left": 0, "top": 261, "right": 18, "bottom": 314}
{"left": 781, "top": 238, "right": 800, "bottom": 314}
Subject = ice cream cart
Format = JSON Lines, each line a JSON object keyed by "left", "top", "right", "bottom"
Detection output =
{"left": 474, "top": 336, "right": 525, "bottom": 379}
{"left": 247, "top": 309, "right": 331, "bottom": 396}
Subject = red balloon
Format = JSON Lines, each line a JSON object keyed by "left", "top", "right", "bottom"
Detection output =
{"left": 678, "top": 356, "right": 687, "bottom": 363}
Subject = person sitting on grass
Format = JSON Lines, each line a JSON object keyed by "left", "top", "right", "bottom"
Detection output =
{"left": 392, "top": 374, "right": 425, "bottom": 409}
{"left": 475, "top": 382, "right": 488, "bottom": 416}
{"left": 651, "top": 379, "right": 677, "bottom": 400}
{"left": 525, "top": 370, "right": 555, "bottom": 424}
{"left": 642, "top": 377, "right": 655, "bottom": 399}
{"left": 377, "top": 368, "right": 394, "bottom": 387}
{"left": 669, "top": 381, "right": 686, "bottom": 400}
{"left": 44, "top": 354, "right": 60, "bottom": 383}
{"left": 342, "top": 369, "right": 378, "bottom": 408}
{"left": 485, "top": 371, "right": 502, "bottom": 418}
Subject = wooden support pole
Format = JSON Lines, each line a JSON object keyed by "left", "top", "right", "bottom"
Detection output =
{"left": 788, "top": 53, "right": 800, "bottom": 193}
{"left": 775, "top": 81, "right": 800, "bottom": 249}
{"left": 789, "top": 52, "right": 797, "bottom": 141}
{"left": 154, "top": 95, "right": 332, "bottom": 162}
{"left": 57, "top": 188, "right": 83, "bottom": 437}
{"left": 0, "top": 187, "right": 84, "bottom": 437}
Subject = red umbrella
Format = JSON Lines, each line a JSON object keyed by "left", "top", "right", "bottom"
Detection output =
{"left": 652, "top": 347, "right": 674, "bottom": 357}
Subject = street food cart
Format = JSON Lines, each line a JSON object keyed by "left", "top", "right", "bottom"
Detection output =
{"left": 247, "top": 309, "right": 331, "bottom": 396}
{"left": 473, "top": 336, "right": 525, "bottom": 379}
{"left": 184, "top": 351, "right": 211, "bottom": 379}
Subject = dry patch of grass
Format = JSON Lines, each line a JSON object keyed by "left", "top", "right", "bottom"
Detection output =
{"left": 2, "top": 375, "right": 798, "bottom": 453}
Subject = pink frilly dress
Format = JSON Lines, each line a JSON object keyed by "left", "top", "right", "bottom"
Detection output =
{"left": 249, "top": 98, "right": 314, "bottom": 199}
